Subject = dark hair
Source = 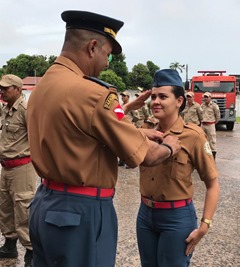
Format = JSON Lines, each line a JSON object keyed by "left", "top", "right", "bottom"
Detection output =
{"left": 171, "top": 86, "right": 186, "bottom": 112}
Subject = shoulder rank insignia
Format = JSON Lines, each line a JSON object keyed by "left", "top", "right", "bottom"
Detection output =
{"left": 83, "top": 76, "right": 117, "bottom": 90}
{"left": 104, "top": 93, "right": 118, "bottom": 110}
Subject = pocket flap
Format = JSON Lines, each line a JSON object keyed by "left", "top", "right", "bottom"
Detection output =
{"left": 45, "top": 211, "right": 81, "bottom": 227}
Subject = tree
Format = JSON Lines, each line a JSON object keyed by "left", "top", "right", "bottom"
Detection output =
{"left": 109, "top": 53, "right": 129, "bottom": 86}
{"left": 99, "top": 69, "right": 126, "bottom": 91}
{"left": 169, "top": 62, "right": 185, "bottom": 73}
{"left": 2, "top": 54, "right": 56, "bottom": 78}
{"left": 146, "top": 61, "right": 160, "bottom": 77}
{"left": 128, "top": 63, "right": 153, "bottom": 90}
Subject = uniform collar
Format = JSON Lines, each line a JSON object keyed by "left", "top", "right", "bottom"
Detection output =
{"left": 54, "top": 56, "right": 84, "bottom": 77}
{"left": 7, "top": 95, "right": 23, "bottom": 111}
{"left": 5, "top": 95, "right": 24, "bottom": 116}
{"left": 157, "top": 116, "right": 185, "bottom": 137}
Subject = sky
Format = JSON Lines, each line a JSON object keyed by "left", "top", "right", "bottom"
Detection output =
{"left": 1, "top": 0, "right": 240, "bottom": 81}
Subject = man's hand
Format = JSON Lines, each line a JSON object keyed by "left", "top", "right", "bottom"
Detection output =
{"left": 162, "top": 135, "right": 181, "bottom": 157}
{"left": 139, "top": 128, "right": 164, "bottom": 143}
{"left": 123, "top": 90, "right": 151, "bottom": 114}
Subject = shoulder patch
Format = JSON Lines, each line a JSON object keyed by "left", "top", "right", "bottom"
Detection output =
{"left": 104, "top": 93, "right": 118, "bottom": 110}
{"left": 204, "top": 141, "right": 212, "bottom": 155}
{"left": 113, "top": 104, "right": 125, "bottom": 120}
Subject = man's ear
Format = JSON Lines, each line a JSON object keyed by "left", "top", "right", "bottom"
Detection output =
{"left": 88, "top": 39, "right": 98, "bottom": 58}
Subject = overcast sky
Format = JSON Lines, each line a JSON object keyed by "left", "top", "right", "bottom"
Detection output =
{"left": 1, "top": 0, "right": 239, "bottom": 80}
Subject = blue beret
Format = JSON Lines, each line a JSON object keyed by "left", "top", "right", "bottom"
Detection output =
{"left": 61, "top": 10, "right": 124, "bottom": 55}
{"left": 152, "top": 69, "right": 183, "bottom": 88}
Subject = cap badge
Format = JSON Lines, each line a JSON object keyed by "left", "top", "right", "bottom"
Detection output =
{"left": 104, "top": 27, "right": 116, "bottom": 38}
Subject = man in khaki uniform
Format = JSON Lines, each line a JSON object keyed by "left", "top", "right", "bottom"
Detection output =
{"left": 120, "top": 90, "right": 140, "bottom": 127}
{"left": 182, "top": 91, "right": 203, "bottom": 126}
{"left": 0, "top": 74, "right": 36, "bottom": 267}
{"left": 134, "top": 92, "right": 150, "bottom": 128}
{"left": 201, "top": 92, "right": 220, "bottom": 159}
{"left": 27, "top": 10, "right": 181, "bottom": 267}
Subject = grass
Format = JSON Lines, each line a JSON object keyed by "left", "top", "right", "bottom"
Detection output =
{"left": 236, "top": 117, "right": 240, "bottom": 123}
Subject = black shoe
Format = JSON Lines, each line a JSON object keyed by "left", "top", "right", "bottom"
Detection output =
{"left": 118, "top": 160, "right": 125, "bottom": 166}
{"left": 24, "top": 249, "right": 33, "bottom": 267}
{"left": 0, "top": 238, "right": 18, "bottom": 259}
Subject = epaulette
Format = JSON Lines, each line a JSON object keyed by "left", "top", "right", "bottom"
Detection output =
{"left": 83, "top": 76, "right": 117, "bottom": 91}
{"left": 184, "top": 122, "right": 203, "bottom": 134}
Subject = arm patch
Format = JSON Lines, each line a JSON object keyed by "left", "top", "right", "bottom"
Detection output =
{"left": 104, "top": 93, "right": 118, "bottom": 110}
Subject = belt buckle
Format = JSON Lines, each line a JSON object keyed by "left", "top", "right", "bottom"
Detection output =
{"left": 145, "top": 199, "right": 155, "bottom": 208}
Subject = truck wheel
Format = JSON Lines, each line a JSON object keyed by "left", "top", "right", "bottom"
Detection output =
{"left": 226, "top": 122, "right": 234, "bottom": 131}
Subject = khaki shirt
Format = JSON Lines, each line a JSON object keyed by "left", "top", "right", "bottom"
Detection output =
{"left": 135, "top": 105, "right": 150, "bottom": 128}
{"left": 182, "top": 101, "right": 203, "bottom": 125}
{"left": 0, "top": 96, "right": 30, "bottom": 159}
{"left": 27, "top": 56, "right": 150, "bottom": 188}
{"left": 140, "top": 117, "right": 218, "bottom": 201}
{"left": 201, "top": 101, "right": 220, "bottom": 123}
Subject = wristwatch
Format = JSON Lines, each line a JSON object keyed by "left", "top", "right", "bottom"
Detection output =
{"left": 201, "top": 218, "right": 212, "bottom": 228}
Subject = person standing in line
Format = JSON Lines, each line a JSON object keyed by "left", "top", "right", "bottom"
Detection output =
{"left": 27, "top": 11, "right": 181, "bottom": 267}
{"left": 201, "top": 92, "right": 220, "bottom": 159}
{"left": 134, "top": 92, "right": 150, "bottom": 128}
{"left": 136, "top": 69, "right": 220, "bottom": 267}
{"left": 120, "top": 90, "right": 140, "bottom": 127}
{"left": 0, "top": 74, "right": 36, "bottom": 267}
{"left": 182, "top": 91, "right": 203, "bottom": 126}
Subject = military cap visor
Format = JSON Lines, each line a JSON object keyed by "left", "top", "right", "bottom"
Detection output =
{"left": 61, "top": 10, "right": 124, "bottom": 54}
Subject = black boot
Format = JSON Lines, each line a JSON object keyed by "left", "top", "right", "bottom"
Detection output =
{"left": 0, "top": 238, "right": 18, "bottom": 258}
{"left": 24, "top": 249, "right": 33, "bottom": 267}
{"left": 212, "top": 151, "right": 216, "bottom": 160}
{"left": 118, "top": 160, "right": 125, "bottom": 166}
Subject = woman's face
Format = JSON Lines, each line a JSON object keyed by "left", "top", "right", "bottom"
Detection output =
{"left": 150, "top": 86, "right": 183, "bottom": 120}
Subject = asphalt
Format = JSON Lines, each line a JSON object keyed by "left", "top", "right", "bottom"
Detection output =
{"left": 0, "top": 124, "right": 240, "bottom": 267}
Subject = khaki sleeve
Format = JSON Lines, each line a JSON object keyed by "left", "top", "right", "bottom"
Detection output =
{"left": 191, "top": 132, "right": 218, "bottom": 181}
{"left": 213, "top": 104, "right": 220, "bottom": 123}
{"left": 91, "top": 92, "right": 149, "bottom": 167}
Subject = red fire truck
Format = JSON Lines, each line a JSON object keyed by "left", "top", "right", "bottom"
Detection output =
{"left": 188, "top": 70, "right": 237, "bottom": 131}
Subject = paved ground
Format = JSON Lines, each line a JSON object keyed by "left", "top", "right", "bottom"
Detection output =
{"left": 0, "top": 123, "right": 240, "bottom": 266}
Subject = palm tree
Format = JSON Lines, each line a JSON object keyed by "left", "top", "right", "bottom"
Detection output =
{"left": 169, "top": 62, "right": 185, "bottom": 73}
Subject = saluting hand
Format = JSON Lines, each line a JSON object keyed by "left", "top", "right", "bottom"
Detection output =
{"left": 123, "top": 90, "right": 151, "bottom": 114}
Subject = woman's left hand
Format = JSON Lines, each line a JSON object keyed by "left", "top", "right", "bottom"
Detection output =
{"left": 185, "top": 227, "right": 208, "bottom": 256}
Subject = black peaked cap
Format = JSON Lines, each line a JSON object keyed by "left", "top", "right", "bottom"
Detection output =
{"left": 61, "top": 10, "right": 124, "bottom": 54}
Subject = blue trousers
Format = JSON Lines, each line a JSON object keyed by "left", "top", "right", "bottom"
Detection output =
{"left": 29, "top": 184, "right": 118, "bottom": 267}
{"left": 136, "top": 200, "right": 198, "bottom": 267}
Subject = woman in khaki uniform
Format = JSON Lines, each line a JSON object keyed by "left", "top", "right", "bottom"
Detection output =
{"left": 137, "top": 69, "right": 220, "bottom": 267}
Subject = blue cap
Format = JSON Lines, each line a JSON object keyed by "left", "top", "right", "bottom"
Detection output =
{"left": 61, "top": 10, "right": 124, "bottom": 54}
{"left": 152, "top": 69, "right": 183, "bottom": 88}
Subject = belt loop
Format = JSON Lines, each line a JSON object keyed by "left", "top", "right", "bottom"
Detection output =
{"left": 97, "top": 187, "right": 101, "bottom": 199}
{"left": 64, "top": 184, "right": 68, "bottom": 193}
{"left": 185, "top": 199, "right": 190, "bottom": 206}
{"left": 170, "top": 202, "right": 175, "bottom": 209}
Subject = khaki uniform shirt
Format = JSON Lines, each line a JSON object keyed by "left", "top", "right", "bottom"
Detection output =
{"left": 135, "top": 105, "right": 150, "bottom": 128}
{"left": 182, "top": 101, "right": 203, "bottom": 125}
{"left": 140, "top": 117, "right": 218, "bottom": 201}
{"left": 201, "top": 101, "right": 220, "bottom": 123}
{"left": 0, "top": 96, "right": 30, "bottom": 159}
{"left": 27, "top": 56, "right": 150, "bottom": 188}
